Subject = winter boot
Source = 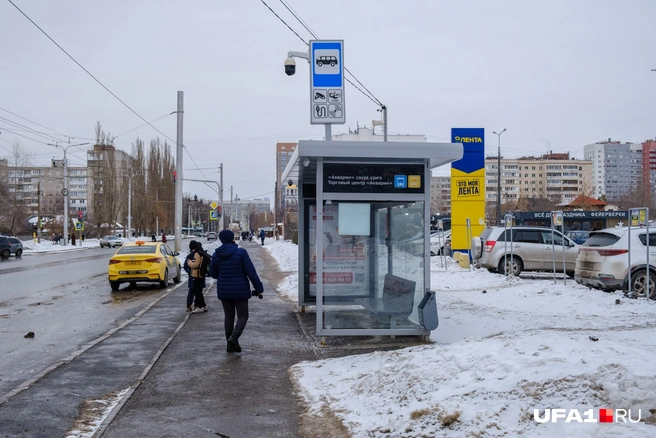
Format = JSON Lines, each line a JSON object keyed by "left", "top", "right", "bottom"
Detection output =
{"left": 227, "top": 327, "right": 243, "bottom": 353}
{"left": 226, "top": 332, "right": 235, "bottom": 353}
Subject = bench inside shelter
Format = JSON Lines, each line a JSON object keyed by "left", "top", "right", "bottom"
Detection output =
{"left": 355, "top": 274, "right": 416, "bottom": 328}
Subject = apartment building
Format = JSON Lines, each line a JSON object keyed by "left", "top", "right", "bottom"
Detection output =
{"left": 485, "top": 153, "right": 592, "bottom": 205}
{"left": 276, "top": 142, "right": 297, "bottom": 213}
{"left": 430, "top": 176, "right": 451, "bottom": 215}
{"left": 641, "top": 139, "right": 656, "bottom": 198}
{"left": 3, "top": 158, "right": 88, "bottom": 217}
{"left": 584, "top": 140, "right": 642, "bottom": 201}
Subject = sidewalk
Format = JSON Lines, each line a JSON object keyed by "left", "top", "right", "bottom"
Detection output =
{"left": 97, "top": 241, "right": 322, "bottom": 438}
{"left": 96, "top": 241, "right": 424, "bottom": 438}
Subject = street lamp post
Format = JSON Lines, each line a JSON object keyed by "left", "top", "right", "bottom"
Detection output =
{"left": 49, "top": 142, "right": 89, "bottom": 246}
{"left": 493, "top": 129, "right": 507, "bottom": 225}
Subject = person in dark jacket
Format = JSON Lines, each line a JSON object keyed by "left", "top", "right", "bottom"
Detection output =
{"left": 259, "top": 229, "right": 265, "bottom": 245}
{"left": 210, "top": 229, "right": 263, "bottom": 353}
{"left": 184, "top": 240, "right": 207, "bottom": 313}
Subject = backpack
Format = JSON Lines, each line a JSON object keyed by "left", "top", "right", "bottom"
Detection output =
{"left": 197, "top": 249, "right": 211, "bottom": 278}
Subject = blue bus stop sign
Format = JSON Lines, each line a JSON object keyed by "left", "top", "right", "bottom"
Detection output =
{"left": 309, "top": 40, "right": 345, "bottom": 125}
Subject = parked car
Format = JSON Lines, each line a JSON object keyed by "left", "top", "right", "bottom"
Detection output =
{"left": 0, "top": 236, "right": 23, "bottom": 258}
{"left": 207, "top": 232, "right": 218, "bottom": 241}
{"left": 575, "top": 227, "right": 656, "bottom": 298}
{"left": 108, "top": 240, "right": 181, "bottom": 291}
{"left": 565, "top": 230, "right": 591, "bottom": 245}
{"left": 430, "top": 230, "right": 452, "bottom": 256}
{"left": 473, "top": 226, "right": 578, "bottom": 276}
{"left": 100, "top": 235, "right": 124, "bottom": 248}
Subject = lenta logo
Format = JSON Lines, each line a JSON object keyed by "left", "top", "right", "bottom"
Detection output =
{"left": 534, "top": 408, "right": 642, "bottom": 423}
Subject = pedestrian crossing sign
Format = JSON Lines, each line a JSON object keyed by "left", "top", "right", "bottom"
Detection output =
{"left": 75, "top": 222, "right": 84, "bottom": 231}
{"left": 209, "top": 210, "right": 219, "bottom": 221}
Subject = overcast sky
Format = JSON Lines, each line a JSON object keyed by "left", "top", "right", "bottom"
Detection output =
{"left": 1, "top": 0, "right": 655, "bottom": 202}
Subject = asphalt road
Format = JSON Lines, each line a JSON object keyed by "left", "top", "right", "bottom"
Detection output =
{"left": 0, "top": 247, "right": 174, "bottom": 398}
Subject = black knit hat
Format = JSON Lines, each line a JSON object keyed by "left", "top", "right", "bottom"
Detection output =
{"left": 219, "top": 229, "right": 235, "bottom": 244}
{"left": 189, "top": 240, "right": 198, "bottom": 250}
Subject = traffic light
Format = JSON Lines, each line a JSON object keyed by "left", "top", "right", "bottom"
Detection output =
{"left": 173, "top": 171, "right": 177, "bottom": 183}
{"left": 78, "top": 210, "right": 83, "bottom": 219}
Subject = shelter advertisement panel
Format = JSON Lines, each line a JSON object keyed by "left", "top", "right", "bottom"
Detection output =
{"left": 308, "top": 204, "right": 369, "bottom": 297}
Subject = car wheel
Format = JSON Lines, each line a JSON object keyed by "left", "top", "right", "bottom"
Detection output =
{"left": 15, "top": 249, "right": 22, "bottom": 257}
{"left": 173, "top": 265, "right": 181, "bottom": 284}
{"left": 110, "top": 281, "right": 120, "bottom": 291}
{"left": 160, "top": 269, "right": 169, "bottom": 288}
{"left": 1, "top": 249, "right": 9, "bottom": 259}
{"left": 631, "top": 269, "right": 656, "bottom": 300}
{"left": 498, "top": 256, "right": 523, "bottom": 276}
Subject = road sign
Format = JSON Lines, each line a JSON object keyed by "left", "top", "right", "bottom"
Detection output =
{"left": 209, "top": 210, "right": 219, "bottom": 221}
{"left": 75, "top": 222, "right": 84, "bottom": 231}
{"left": 210, "top": 201, "right": 218, "bottom": 210}
{"left": 310, "top": 40, "right": 345, "bottom": 125}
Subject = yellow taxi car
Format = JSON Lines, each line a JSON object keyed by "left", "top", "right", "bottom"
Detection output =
{"left": 108, "top": 240, "right": 182, "bottom": 291}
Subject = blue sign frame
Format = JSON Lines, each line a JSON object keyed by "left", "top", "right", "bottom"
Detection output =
{"left": 311, "top": 41, "right": 343, "bottom": 88}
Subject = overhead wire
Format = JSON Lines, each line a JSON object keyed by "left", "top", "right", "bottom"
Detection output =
{"left": 261, "top": 0, "right": 382, "bottom": 106}
{"left": 7, "top": 0, "right": 178, "bottom": 146}
{"left": 277, "top": 0, "right": 382, "bottom": 106}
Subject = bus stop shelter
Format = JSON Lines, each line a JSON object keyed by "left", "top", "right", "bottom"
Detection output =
{"left": 282, "top": 140, "right": 463, "bottom": 338}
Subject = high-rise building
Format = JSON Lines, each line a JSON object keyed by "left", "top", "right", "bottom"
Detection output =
{"left": 641, "top": 139, "right": 656, "bottom": 198}
{"left": 584, "top": 139, "right": 642, "bottom": 201}
{"left": 276, "top": 142, "right": 297, "bottom": 214}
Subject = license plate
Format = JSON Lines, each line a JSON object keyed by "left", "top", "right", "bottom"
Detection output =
{"left": 125, "top": 261, "right": 141, "bottom": 266}
{"left": 580, "top": 261, "right": 595, "bottom": 270}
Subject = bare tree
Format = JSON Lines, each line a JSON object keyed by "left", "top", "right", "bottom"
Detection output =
{"left": 0, "top": 141, "right": 34, "bottom": 234}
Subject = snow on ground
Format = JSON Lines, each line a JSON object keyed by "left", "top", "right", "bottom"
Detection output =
{"left": 264, "top": 239, "right": 656, "bottom": 437}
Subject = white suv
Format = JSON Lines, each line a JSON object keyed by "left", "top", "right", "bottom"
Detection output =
{"left": 575, "top": 227, "right": 656, "bottom": 298}
{"left": 473, "top": 226, "right": 578, "bottom": 276}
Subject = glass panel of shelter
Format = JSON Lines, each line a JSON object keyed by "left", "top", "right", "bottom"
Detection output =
{"left": 309, "top": 200, "right": 425, "bottom": 331}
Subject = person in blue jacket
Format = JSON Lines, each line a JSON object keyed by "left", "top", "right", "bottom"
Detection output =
{"left": 210, "top": 229, "right": 264, "bottom": 353}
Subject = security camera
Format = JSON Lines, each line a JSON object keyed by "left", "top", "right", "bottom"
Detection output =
{"left": 288, "top": 179, "right": 294, "bottom": 187}
{"left": 284, "top": 57, "right": 296, "bottom": 76}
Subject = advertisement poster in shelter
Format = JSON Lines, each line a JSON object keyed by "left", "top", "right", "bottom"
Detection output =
{"left": 308, "top": 204, "right": 369, "bottom": 297}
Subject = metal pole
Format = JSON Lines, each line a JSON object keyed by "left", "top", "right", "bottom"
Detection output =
{"left": 493, "top": 129, "right": 506, "bottom": 226}
{"left": 274, "top": 180, "right": 278, "bottom": 240}
{"left": 127, "top": 176, "right": 132, "bottom": 240}
{"left": 382, "top": 105, "right": 388, "bottom": 142}
{"left": 646, "top": 209, "right": 651, "bottom": 300}
{"left": 62, "top": 148, "right": 68, "bottom": 246}
{"left": 325, "top": 124, "right": 332, "bottom": 141}
{"left": 174, "top": 91, "right": 184, "bottom": 252}
{"left": 230, "top": 186, "right": 234, "bottom": 226}
{"left": 37, "top": 180, "right": 41, "bottom": 243}
{"left": 219, "top": 163, "right": 224, "bottom": 230}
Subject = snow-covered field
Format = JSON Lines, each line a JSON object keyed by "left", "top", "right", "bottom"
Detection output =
{"left": 265, "top": 239, "right": 656, "bottom": 437}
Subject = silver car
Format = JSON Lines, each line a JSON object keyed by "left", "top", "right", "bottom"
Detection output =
{"left": 100, "top": 235, "right": 124, "bottom": 248}
{"left": 575, "top": 227, "right": 656, "bottom": 298}
{"left": 474, "top": 226, "right": 578, "bottom": 276}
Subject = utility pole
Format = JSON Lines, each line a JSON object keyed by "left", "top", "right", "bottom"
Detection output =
{"left": 219, "top": 163, "right": 224, "bottom": 230}
{"left": 50, "top": 142, "right": 89, "bottom": 246}
{"left": 274, "top": 180, "right": 278, "bottom": 240}
{"left": 127, "top": 176, "right": 132, "bottom": 240}
{"left": 174, "top": 91, "right": 184, "bottom": 252}
{"left": 230, "top": 186, "right": 234, "bottom": 226}
{"left": 37, "top": 180, "right": 42, "bottom": 243}
{"left": 493, "top": 129, "right": 507, "bottom": 225}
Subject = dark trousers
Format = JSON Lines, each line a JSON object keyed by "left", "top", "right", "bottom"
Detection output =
{"left": 187, "top": 278, "right": 206, "bottom": 308}
{"left": 221, "top": 299, "right": 249, "bottom": 336}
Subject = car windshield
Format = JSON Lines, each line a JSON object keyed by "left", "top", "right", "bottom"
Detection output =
{"left": 105, "top": 236, "right": 118, "bottom": 240}
{"left": 117, "top": 246, "right": 156, "bottom": 254}
{"left": 582, "top": 232, "right": 620, "bottom": 247}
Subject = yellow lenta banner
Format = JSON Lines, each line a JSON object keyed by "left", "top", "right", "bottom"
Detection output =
{"left": 450, "top": 168, "right": 485, "bottom": 251}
